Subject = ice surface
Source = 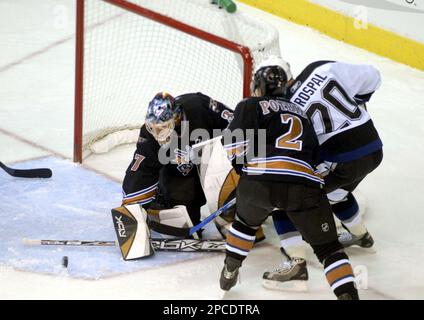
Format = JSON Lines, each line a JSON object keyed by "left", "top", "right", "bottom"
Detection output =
{"left": 0, "top": 156, "right": 223, "bottom": 280}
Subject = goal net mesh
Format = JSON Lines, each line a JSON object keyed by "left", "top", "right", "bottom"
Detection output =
{"left": 78, "top": 0, "right": 281, "bottom": 158}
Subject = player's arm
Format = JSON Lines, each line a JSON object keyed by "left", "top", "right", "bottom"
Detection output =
{"left": 122, "top": 148, "right": 196, "bottom": 233}
{"left": 330, "top": 62, "right": 382, "bottom": 104}
{"left": 222, "top": 100, "right": 256, "bottom": 172}
{"left": 201, "top": 93, "right": 234, "bottom": 129}
{"left": 122, "top": 128, "right": 161, "bottom": 207}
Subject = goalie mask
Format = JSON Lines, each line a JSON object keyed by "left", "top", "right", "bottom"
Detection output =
{"left": 251, "top": 56, "right": 293, "bottom": 97}
{"left": 145, "top": 92, "right": 182, "bottom": 146}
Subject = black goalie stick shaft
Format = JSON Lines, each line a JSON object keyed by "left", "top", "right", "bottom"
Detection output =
{"left": 0, "top": 161, "right": 52, "bottom": 178}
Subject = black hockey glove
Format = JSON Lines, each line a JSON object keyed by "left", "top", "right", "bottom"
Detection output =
{"left": 231, "top": 159, "right": 243, "bottom": 176}
{"left": 354, "top": 92, "right": 374, "bottom": 105}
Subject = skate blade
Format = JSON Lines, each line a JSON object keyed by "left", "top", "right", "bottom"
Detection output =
{"left": 262, "top": 279, "right": 308, "bottom": 292}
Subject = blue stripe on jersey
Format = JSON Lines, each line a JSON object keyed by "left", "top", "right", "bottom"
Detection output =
{"left": 320, "top": 139, "right": 382, "bottom": 162}
{"left": 223, "top": 140, "right": 249, "bottom": 149}
{"left": 122, "top": 182, "right": 159, "bottom": 198}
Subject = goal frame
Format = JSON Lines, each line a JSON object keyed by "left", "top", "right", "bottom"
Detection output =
{"left": 74, "top": 0, "right": 253, "bottom": 163}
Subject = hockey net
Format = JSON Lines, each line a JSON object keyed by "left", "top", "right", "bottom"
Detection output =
{"left": 74, "top": 0, "right": 281, "bottom": 162}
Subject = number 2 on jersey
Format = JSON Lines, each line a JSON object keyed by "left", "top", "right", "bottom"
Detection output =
{"left": 275, "top": 114, "right": 303, "bottom": 151}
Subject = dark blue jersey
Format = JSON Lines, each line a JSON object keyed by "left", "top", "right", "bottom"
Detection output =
{"left": 223, "top": 96, "right": 323, "bottom": 187}
{"left": 122, "top": 92, "right": 232, "bottom": 206}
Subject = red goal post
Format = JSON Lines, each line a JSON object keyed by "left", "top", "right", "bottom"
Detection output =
{"left": 74, "top": 0, "right": 280, "bottom": 162}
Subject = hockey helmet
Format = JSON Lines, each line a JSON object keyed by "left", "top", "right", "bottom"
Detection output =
{"left": 145, "top": 92, "right": 181, "bottom": 145}
{"left": 251, "top": 56, "right": 293, "bottom": 97}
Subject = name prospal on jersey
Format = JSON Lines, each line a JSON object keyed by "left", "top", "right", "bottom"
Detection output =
{"left": 291, "top": 73, "right": 328, "bottom": 107}
{"left": 288, "top": 62, "right": 375, "bottom": 145}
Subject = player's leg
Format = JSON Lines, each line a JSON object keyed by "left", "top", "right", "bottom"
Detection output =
{"left": 328, "top": 188, "right": 374, "bottom": 248}
{"left": 285, "top": 185, "right": 359, "bottom": 300}
{"left": 220, "top": 179, "right": 272, "bottom": 291}
{"left": 323, "top": 149, "right": 383, "bottom": 194}
{"left": 262, "top": 210, "right": 308, "bottom": 291}
{"left": 264, "top": 190, "right": 369, "bottom": 291}
{"left": 272, "top": 210, "right": 305, "bottom": 259}
{"left": 263, "top": 188, "right": 371, "bottom": 291}
{"left": 325, "top": 150, "right": 383, "bottom": 247}
{"left": 271, "top": 189, "right": 372, "bottom": 250}
{"left": 214, "top": 190, "right": 266, "bottom": 243}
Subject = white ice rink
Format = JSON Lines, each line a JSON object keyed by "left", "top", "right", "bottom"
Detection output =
{"left": 1, "top": 0, "right": 424, "bottom": 299}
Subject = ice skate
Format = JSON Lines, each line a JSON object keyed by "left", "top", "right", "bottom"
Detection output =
{"left": 338, "top": 230, "right": 374, "bottom": 248}
{"left": 220, "top": 258, "right": 240, "bottom": 291}
{"left": 262, "top": 257, "right": 308, "bottom": 292}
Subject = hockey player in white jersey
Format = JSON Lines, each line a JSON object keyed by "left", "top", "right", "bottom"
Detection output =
{"left": 258, "top": 57, "right": 383, "bottom": 290}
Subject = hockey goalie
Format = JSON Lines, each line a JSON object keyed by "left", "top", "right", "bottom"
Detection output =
{"left": 110, "top": 92, "right": 247, "bottom": 260}
{"left": 111, "top": 134, "right": 245, "bottom": 260}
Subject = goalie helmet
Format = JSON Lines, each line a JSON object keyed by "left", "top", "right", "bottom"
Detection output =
{"left": 145, "top": 92, "right": 181, "bottom": 146}
{"left": 251, "top": 56, "right": 293, "bottom": 97}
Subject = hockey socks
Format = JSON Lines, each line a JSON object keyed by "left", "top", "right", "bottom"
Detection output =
{"left": 272, "top": 210, "right": 305, "bottom": 259}
{"left": 225, "top": 220, "right": 257, "bottom": 263}
{"left": 331, "top": 192, "right": 367, "bottom": 236}
{"left": 324, "top": 251, "right": 358, "bottom": 299}
{"left": 221, "top": 220, "right": 258, "bottom": 291}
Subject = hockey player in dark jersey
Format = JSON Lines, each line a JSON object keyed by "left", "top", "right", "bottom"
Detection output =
{"left": 258, "top": 57, "right": 383, "bottom": 291}
{"left": 121, "top": 92, "right": 234, "bottom": 236}
{"left": 219, "top": 64, "right": 359, "bottom": 300}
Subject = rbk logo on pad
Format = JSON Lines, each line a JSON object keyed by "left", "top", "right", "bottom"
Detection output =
{"left": 114, "top": 215, "right": 127, "bottom": 238}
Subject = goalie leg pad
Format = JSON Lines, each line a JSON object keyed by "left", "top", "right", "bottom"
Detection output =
{"left": 152, "top": 205, "right": 200, "bottom": 239}
{"left": 157, "top": 205, "right": 194, "bottom": 229}
{"left": 111, "top": 204, "right": 154, "bottom": 260}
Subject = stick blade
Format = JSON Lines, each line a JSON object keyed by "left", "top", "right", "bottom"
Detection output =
{"left": 0, "top": 162, "right": 52, "bottom": 178}
{"left": 22, "top": 238, "right": 40, "bottom": 246}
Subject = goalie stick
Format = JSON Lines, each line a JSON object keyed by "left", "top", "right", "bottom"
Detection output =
{"left": 148, "top": 197, "right": 236, "bottom": 237}
{"left": 0, "top": 161, "right": 52, "bottom": 178}
{"left": 22, "top": 238, "right": 225, "bottom": 252}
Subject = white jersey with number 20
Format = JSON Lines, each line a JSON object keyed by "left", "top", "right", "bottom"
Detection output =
{"left": 289, "top": 62, "right": 381, "bottom": 145}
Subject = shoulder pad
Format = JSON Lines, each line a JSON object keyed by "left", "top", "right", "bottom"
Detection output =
{"left": 139, "top": 125, "right": 157, "bottom": 144}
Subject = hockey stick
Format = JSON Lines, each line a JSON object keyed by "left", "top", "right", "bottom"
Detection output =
{"left": 152, "top": 238, "right": 225, "bottom": 252}
{"left": 0, "top": 161, "right": 52, "bottom": 178}
{"left": 23, "top": 239, "right": 117, "bottom": 246}
{"left": 148, "top": 197, "right": 236, "bottom": 237}
{"left": 22, "top": 238, "right": 226, "bottom": 252}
